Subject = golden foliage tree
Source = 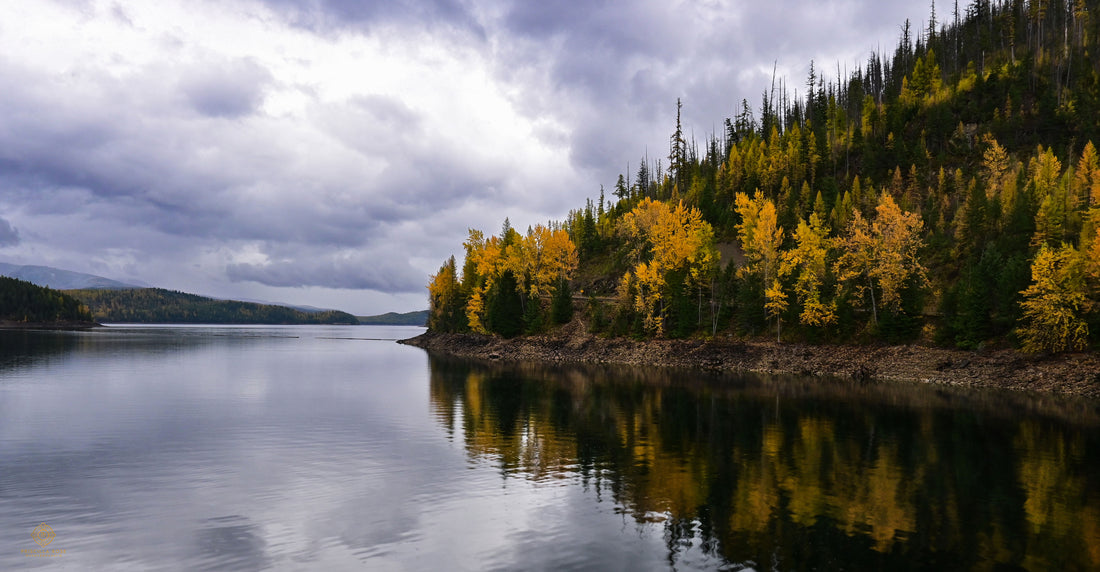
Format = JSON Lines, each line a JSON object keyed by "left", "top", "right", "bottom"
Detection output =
{"left": 1018, "top": 244, "right": 1091, "bottom": 353}
{"left": 617, "top": 198, "right": 717, "bottom": 336}
{"left": 459, "top": 224, "right": 579, "bottom": 334}
{"left": 735, "top": 191, "right": 784, "bottom": 285}
{"left": 835, "top": 193, "right": 926, "bottom": 324}
{"left": 764, "top": 279, "right": 789, "bottom": 341}
{"left": 781, "top": 213, "right": 836, "bottom": 327}
{"left": 427, "top": 255, "right": 465, "bottom": 331}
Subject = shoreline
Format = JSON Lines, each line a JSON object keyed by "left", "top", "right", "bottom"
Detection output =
{"left": 399, "top": 325, "right": 1100, "bottom": 399}
{"left": 0, "top": 320, "right": 101, "bottom": 330}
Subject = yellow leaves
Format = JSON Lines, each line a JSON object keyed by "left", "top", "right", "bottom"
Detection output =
{"left": 735, "top": 191, "right": 783, "bottom": 283}
{"left": 764, "top": 279, "right": 789, "bottom": 340}
{"left": 634, "top": 262, "right": 664, "bottom": 335}
{"left": 1028, "top": 145, "right": 1064, "bottom": 200}
{"left": 799, "top": 296, "right": 838, "bottom": 328}
{"left": 466, "top": 288, "right": 487, "bottom": 334}
{"left": 872, "top": 193, "right": 927, "bottom": 310}
{"left": 514, "top": 225, "right": 579, "bottom": 300}
{"left": 615, "top": 199, "right": 718, "bottom": 336}
{"left": 835, "top": 193, "right": 926, "bottom": 323}
{"left": 1082, "top": 141, "right": 1100, "bottom": 208}
{"left": 457, "top": 223, "right": 579, "bottom": 335}
{"left": 1018, "top": 243, "right": 1091, "bottom": 353}
{"left": 1087, "top": 228, "right": 1100, "bottom": 286}
{"left": 427, "top": 255, "right": 462, "bottom": 331}
{"left": 782, "top": 213, "right": 837, "bottom": 327}
{"left": 981, "top": 134, "right": 1012, "bottom": 200}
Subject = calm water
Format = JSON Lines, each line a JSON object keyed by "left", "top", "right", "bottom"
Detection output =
{"left": 1, "top": 326, "right": 1098, "bottom": 571}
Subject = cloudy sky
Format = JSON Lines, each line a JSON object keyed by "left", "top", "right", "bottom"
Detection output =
{"left": 0, "top": 0, "right": 928, "bottom": 315}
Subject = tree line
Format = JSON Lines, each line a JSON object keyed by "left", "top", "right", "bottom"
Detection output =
{"left": 430, "top": 0, "right": 1100, "bottom": 353}
{"left": 67, "top": 288, "right": 360, "bottom": 325}
{"left": 0, "top": 276, "right": 92, "bottom": 323}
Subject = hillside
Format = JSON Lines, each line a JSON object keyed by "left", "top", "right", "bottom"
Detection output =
{"left": 358, "top": 310, "right": 429, "bottom": 326}
{"left": 0, "top": 276, "right": 95, "bottom": 326}
{"left": 0, "top": 262, "right": 140, "bottom": 290}
{"left": 67, "top": 288, "right": 360, "bottom": 325}
{"left": 427, "top": 1, "right": 1100, "bottom": 354}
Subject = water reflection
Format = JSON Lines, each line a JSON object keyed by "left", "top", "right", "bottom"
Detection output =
{"left": 429, "top": 356, "right": 1100, "bottom": 571}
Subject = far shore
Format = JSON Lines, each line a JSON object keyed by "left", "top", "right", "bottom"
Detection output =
{"left": 399, "top": 322, "right": 1100, "bottom": 399}
{"left": 0, "top": 320, "right": 101, "bottom": 330}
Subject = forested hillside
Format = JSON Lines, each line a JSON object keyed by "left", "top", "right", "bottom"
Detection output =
{"left": 430, "top": 1, "right": 1100, "bottom": 353}
{"left": 358, "top": 311, "right": 429, "bottom": 326}
{"left": 68, "top": 288, "right": 360, "bottom": 325}
{"left": 0, "top": 276, "right": 93, "bottom": 323}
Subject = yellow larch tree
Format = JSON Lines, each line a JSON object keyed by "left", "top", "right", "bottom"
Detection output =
{"left": 513, "top": 224, "right": 579, "bottom": 306}
{"left": 735, "top": 191, "right": 784, "bottom": 286}
{"left": 764, "top": 279, "right": 789, "bottom": 341}
{"left": 427, "top": 255, "right": 465, "bottom": 332}
{"left": 781, "top": 213, "right": 836, "bottom": 327}
{"left": 616, "top": 198, "right": 717, "bottom": 336}
{"left": 1018, "top": 244, "right": 1091, "bottom": 353}
{"left": 835, "top": 193, "right": 926, "bottom": 325}
{"left": 1074, "top": 142, "right": 1100, "bottom": 242}
{"left": 872, "top": 192, "right": 928, "bottom": 312}
{"left": 462, "top": 229, "right": 506, "bottom": 334}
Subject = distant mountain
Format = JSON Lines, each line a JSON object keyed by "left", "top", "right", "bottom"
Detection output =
{"left": 66, "top": 288, "right": 360, "bottom": 325}
{"left": 357, "top": 310, "right": 428, "bottom": 326}
{"left": 0, "top": 262, "right": 140, "bottom": 290}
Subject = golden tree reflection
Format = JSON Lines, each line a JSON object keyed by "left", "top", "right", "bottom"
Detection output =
{"left": 428, "top": 356, "right": 1100, "bottom": 569}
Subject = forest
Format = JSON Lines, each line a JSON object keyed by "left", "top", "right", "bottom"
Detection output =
{"left": 429, "top": 0, "right": 1100, "bottom": 353}
{"left": 0, "top": 276, "right": 93, "bottom": 323}
{"left": 67, "top": 288, "right": 360, "bottom": 325}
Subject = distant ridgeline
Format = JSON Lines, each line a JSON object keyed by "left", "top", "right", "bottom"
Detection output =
{"left": 357, "top": 310, "right": 429, "bottom": 326}
{"left": 67, "top": 288, "right": 360, "bottom": 325}
{"left": 0, "top": 276, "right": 93, "bottom": 323}
{"left": 429, "top": 3, "right": 1100, "bottom": 354}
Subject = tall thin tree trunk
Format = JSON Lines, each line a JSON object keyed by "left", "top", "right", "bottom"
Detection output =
{"left": 868, "top": 273, "right": 878, "bottom": 324}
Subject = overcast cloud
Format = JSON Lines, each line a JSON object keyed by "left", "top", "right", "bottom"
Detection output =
{"left": 0, "top": 0, "right": 928, "bottom": 314}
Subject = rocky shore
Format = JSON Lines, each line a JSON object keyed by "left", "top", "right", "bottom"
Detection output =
{"left": 400, "top": 321, "right": 1100, "bottom": 399}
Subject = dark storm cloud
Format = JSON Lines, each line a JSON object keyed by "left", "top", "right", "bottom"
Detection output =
{"left": 2, "top": 0, "right": 929, "bottom": 307}
{"left": 0, "top": 217, "right": 19, "bottom": 247}
{"left": 180, "top": 59, "right": 273, "bottom": 118}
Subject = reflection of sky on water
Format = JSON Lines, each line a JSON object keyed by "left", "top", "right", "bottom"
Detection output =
{"left": 0, "top": 326, "right": 686, "bottom": 571}
{"left": 3, "top": 327, "right": 1099, "bottom": 570}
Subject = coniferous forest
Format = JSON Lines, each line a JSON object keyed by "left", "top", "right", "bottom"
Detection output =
{"left": 0, "top": 276, "right": 93, "bottom": 323}
{"left": 430, "top": 1, "right": 1100, "bottom": 353}
{"left": 67, "top": 288, "right": 360, "bottom": 325}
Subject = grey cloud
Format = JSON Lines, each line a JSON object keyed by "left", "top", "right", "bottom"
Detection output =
{"left": 227, "top": 255, "right": 425, "bottom": 293}
{"left": 487, "top": 0, "right": 927, "bottom": 185}
{"left": 0, "top": 52, "right": 510, "bottom": 294}
{"left": 316, "top": 95, "right": 424, "bottom": 156}
{"left": 3, "top": 0, "right": 930, "bottom": 306}
{"left": 180, "top": 59, "right": 272, "bottom": 118}
{"left": 255, "top": 0, "right": 484, "bottom": 37}
{"left": 0, "top": 217, "right": 19, "bottom": 247}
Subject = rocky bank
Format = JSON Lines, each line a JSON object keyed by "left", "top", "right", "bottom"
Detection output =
{"left": 400, "top": 321, "right": 1100, "bottom": 399}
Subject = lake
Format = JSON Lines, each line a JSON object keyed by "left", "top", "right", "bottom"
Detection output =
{"left": 1, "top": 325, "right": 1098, "bottom": 570}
